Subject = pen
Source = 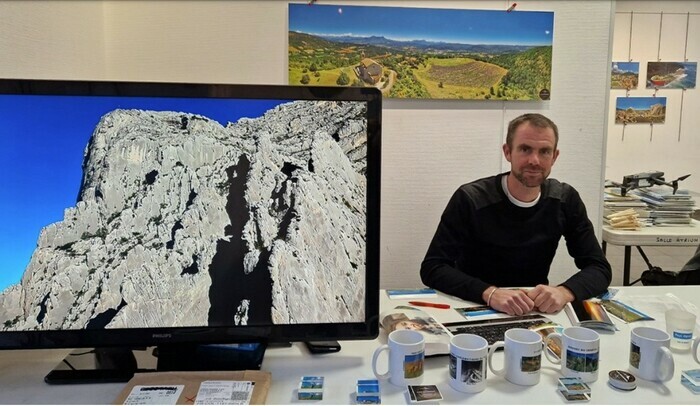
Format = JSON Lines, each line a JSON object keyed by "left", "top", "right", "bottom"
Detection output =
{"left": 409, "top": 301, "right": 451, "bottom": 309}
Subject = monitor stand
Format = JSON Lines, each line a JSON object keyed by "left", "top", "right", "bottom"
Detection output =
{"left": 44, "top": 343, "right": 267, "bottom": 385}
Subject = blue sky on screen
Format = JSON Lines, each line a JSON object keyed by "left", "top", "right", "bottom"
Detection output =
{"left": 0, "top": 94, "right": 285, "bottom": 291}
{"left": 616, "top": 96, "right": 666, "bottom": 110}
{"left": 289, "top": 4, "right": 553, "bottom": 46}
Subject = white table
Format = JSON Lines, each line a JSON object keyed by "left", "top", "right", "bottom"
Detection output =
{"left": 602, "top": 220, "right": 700, "bottom": 285}
{"left": 1, "top": 286, "right": 699, "bottom": 404}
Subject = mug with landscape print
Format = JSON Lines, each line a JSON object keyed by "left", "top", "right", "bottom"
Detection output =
{"left": 449, "top": 333, "right": 489, "bottom": 393}
{"left": 487, "top": 328, "right": 544, "bottom": 386}
{"left": 629, "top": 326, "right": 674, "bottom": 382}
{"left": 544, "top": 326, "right": 600, "bottom": 383}
{"left": 372, "top": 329, "right": 425, "bottom": 386}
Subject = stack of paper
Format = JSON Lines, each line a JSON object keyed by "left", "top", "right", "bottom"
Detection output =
{"left": 603, "top": 187, "right": 651, "bottom": 228}
{"left": 632, "top": 186, "right": 696, "bottom": 226}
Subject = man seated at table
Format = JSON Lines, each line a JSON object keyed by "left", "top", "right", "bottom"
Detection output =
{"left": 420, "top": 113, "right": 611, "bottom": 316}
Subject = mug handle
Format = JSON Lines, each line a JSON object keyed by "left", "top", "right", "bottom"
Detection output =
{"left": 656, "top": 346, "right": 675, "bottom": 382}
{"left": 487, "top": 341, "right": 506, "bottom": 377}
{"left": 693, "top": 338, "right": 700, "bottom": 364}
{"left": 544, "top": 333, "right": 562, "bottom": 364}
{"left": 371, "top": 344, "right": 391, "bottom": 380}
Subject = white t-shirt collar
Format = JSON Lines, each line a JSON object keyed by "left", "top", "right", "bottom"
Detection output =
{"left": 501, "top": 174, "right": 540, "bottom": 208}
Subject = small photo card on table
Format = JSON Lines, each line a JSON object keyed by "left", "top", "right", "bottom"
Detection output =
{"left": 558, "top": 377, "right": 591, "bottom": 402}
{"left": 356, "top": 379, "right": 381, "bottom": 404}
{"left": 298, "top": 376, "right": 324, "bottom": 401}
{"left": 407, "top": 385, "right": 442, "bottom": 403}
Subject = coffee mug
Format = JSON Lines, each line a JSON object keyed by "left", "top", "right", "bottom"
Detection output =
{"left": 487, "top": 328, "right": 543, "bottom": 386}
{"left": 629, "top": 326, "right": 674, "bottom": 382}
{"left": 692, "top": 338, "right": 700, "bottom": 364}
{"left": 544, "top": 326, "right": 600, "bottom": 383}
{"left": 665, "top": 309, "right": 696, "bottom": 351}
{"left": 372, "top": 329, "right": 425, "bottom": 386}
{"left": 691, "top": 337, "right": 700, "bottom": 364}
{"left": 449, "top": 334, "right": 488, "bottom": 393}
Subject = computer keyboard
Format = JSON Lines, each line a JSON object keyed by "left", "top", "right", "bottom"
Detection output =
{"left": 443, "top": 314, "right": 553, "bottom": 346}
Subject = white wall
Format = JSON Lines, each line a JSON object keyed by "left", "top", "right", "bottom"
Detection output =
{"left": 0, "top": 0, "right": 614, "bottom": 289}
{"left": 608, "top": 1, "right": 700, "bottom": 192}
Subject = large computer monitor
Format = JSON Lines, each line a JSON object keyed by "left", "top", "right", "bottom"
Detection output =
{"left": 0, "top": 79, "right": 381, "bottom": 382}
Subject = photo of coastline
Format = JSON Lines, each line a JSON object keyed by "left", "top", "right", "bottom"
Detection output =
{"left": 289, "top": 4, "right": 554, "bottom": 100}
{"left": 615, "top": 96, "right": 667, "bottom": 124}
{"left": 611, "top": 62, "right": 639, "bottom": 89}
{"left": 646, "top": 62, "right": 697, "bottom": 89}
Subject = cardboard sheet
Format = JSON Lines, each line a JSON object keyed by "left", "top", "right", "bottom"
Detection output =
{"left": 113, "top": 370, "right": 271, "bottom": 405}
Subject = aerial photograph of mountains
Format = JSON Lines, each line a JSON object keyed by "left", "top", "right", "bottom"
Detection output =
{"left": 288, "top": 4, "right": 554, "bottom": 100}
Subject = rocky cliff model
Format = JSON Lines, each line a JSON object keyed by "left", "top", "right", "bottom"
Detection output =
{"left": 0, "top": 100, "right": 368, "bottom": 331}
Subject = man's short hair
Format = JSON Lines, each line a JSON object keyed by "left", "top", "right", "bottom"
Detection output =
{"left": 506, "top": 113, "right": 559, "bottom": 148}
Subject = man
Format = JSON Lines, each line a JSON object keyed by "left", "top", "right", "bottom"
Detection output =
{"left": 420, "top": 113, "right": 611, "bottom": 315}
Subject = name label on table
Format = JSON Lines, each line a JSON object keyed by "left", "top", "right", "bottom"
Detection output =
{"left": 655, "top": 237, "right": 700, "bottom": 244}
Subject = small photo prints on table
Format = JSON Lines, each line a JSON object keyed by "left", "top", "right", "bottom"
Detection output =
{"left": 682, "top": 369, "right": 700, "bottom": 386}
{"left": 407, "top": 385, "right": 443, "bottom": 403}
{"left": 681, "top": 370, "right": 700, "bottom": 395}
{"left": 356, "top": 379, "right": 381, "bottom": 404}
{"left": 558, "top": 390, "right": 591, "bottom": 402}
{"left": 298, "top": 376, "right": 324, "bottom": 400}
{"left": 558, "top": 377, "right": 591, "bottom": 395}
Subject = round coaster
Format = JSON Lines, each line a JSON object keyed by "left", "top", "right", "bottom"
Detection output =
{"left": 608, "top": 370, "right": 637, "bottom": 391}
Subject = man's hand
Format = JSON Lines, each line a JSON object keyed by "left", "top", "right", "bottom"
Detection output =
{"left": 527, "top": 285, "right": 574, "bottom": 313}
{"left": 484, "top": 287, "right": 534, "bottom": 316}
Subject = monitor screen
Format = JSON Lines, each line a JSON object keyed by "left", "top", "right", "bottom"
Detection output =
{"left": 0, "top": 80, "right": 381, "bottom": 353}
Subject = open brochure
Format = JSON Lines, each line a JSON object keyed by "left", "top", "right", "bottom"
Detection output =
{"left": 564, "top": 299, "right": 618, "bottom": 331}
{"left": 380, "top": 305, "right": 451, "bottom": 356}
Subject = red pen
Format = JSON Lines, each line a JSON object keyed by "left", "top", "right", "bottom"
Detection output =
{"left": 409, "top": 301, "right": 451, "bottom": 309}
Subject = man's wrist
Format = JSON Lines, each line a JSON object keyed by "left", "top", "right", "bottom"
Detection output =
{"left": 557, "top": 285, "right": 575, "bottom": 302}
{"left": 482, "top": 286, "right": 497, "bottom": 303}
{"left": 485, "top": 286, "right": 499, "bottom": 307}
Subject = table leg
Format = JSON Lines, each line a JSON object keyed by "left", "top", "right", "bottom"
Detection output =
{"left": 623, "top": 246, "right": 631, "bottom": 286}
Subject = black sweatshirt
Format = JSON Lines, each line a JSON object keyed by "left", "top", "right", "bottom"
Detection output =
{"left": 420, "top": 173, "right": 612, "bottom": 304}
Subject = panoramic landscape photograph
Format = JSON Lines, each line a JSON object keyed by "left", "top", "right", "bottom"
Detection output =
{"left": 615, "top": 96, "right": 667, "bottom": 124}
{"left": 288, "top": 4, "right": 554, "bottom": 100}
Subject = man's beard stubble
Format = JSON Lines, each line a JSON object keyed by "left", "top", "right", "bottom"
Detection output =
{"left": 513, "top": 167, "right": 548, "bottom": 188}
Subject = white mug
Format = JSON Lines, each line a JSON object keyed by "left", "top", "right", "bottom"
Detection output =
{"left": 487, "top": 328, "right": 543, "bottom": 386}
{"left": 449, "top": 334, "right": 488, "bottom": 393}
{"left": 692, "top": 338, "right": 700, "bottom": 364}
{"left": 372, "top": 329, "right": 425, "bottom": 386}
{"left": 629, "top": 326, "right": 675, "bottom": 382}
{"left": 544, "top": 326, "right": 600, "bottom": 383}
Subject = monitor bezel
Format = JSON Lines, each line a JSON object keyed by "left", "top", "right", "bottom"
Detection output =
{"left": 0, "top": 79, "right": 381, "bottom": 349}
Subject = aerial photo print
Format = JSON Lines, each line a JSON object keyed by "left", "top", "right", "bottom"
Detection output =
{"left": 288, "top": 4, "right": 554, "bottom": 100}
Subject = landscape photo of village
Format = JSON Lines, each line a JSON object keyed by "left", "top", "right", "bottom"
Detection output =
{"left": 288, "top": 4, "right": 554, "bottom": 100}
{"left": 615, "top": 96, "right": 667, "bottom": 124}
